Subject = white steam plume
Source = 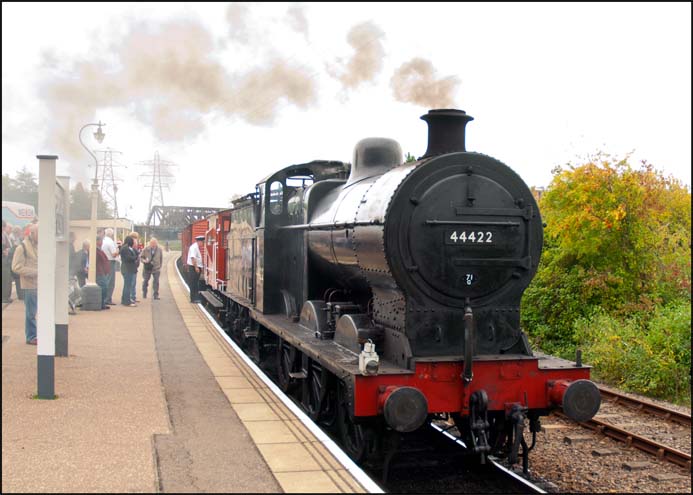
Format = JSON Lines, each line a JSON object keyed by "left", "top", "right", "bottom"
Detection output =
{"left": 390, "top": 57, "right": 461, "bottom": 108}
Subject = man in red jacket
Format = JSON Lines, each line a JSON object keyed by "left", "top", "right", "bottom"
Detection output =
{"left": 95, "top": 236, "right": 111, "bottom": 310}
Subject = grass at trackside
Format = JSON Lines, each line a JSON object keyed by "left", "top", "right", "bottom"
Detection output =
{"left": 163, "top": 240, "right": 181, "bottom": 252}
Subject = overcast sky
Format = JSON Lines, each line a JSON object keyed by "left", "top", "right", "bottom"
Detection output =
{"left": 2, "top": 2, "right": 691, "bottom": 223}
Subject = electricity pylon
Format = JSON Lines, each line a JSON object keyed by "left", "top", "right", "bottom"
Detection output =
{"left": 95, "top": 148, "right": 124, "bottom": 219}
{"left": 137, "top": 151, "right": 177, "bottom": 225}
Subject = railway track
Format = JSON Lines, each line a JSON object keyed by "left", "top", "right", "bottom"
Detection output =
{"left": 596, "top": 386, "right": 691, "bottom": 427}
{"left": 356, "top": 421, "right": 547, "bottom": 493}
{"left": 552, "top": 385, "right": 691, "bottom": 470}
{"left": 430, "top": 422, "right": 548, "bottom": 494}
{"left": 555, "top": 410, "right": 691, "bottom": 469}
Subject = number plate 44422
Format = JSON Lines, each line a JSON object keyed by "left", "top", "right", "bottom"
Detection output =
{"left": 445, "top": 230, "right": 493, "bottom": 245}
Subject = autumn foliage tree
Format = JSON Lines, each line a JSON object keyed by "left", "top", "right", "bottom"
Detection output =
{"left": 522, "top": 153, "right": 691, "bottom": 352}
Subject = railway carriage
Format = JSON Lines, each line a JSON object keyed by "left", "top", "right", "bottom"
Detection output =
{"left": 181, "top": 218, "right": 209, "bottom": 268}
{"left": 182, "top": 109, "right": 601, "bottom": 472}
{"left": 202, "top": 209, "right": 232, "bottom": 293}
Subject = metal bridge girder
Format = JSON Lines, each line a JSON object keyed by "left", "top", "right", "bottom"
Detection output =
{"left": 146, "top": 205, "right": 222, "bottom": 228}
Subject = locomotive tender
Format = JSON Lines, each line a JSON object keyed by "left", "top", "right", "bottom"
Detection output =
{"left": 181, "top": 109, "right": 601, "bottom": 470}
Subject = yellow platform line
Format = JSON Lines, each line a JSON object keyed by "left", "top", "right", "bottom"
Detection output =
{"left": 166, "top": 255, "right": 370, "bottom": 494}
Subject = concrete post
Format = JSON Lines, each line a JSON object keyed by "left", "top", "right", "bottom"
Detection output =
{"left": 37, "top": 155, "right": 57, "bottom": 399}
{"left": 88, "top": 181, "right": 98, "bottom": 284}
{"left": 55, "top": 175, "right": 70, "bottom": 357}
{"left": 81, "top": 181, "right": 102, "bottom": 311}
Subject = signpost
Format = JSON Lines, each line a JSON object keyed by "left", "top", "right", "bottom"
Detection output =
{"left": 37, "top": 155, "right": 58, "bottom": 399}
{"left": 55, "top": 175, "right": 70, "bottom": 357}
{"left": 35, "top": 157, "right": 71, "bottom": 397}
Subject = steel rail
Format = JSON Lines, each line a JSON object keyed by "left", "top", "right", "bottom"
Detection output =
{"left": 597, "top": 386, "right": 691, "bottom": 427}
{"left": 555, "top": 411, "right": 691, "bottom": 469}
{"left": 430, "top": 423, "right": 547, "bottom": 494}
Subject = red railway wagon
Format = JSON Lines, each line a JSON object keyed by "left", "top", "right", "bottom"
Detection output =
{"left": 204, "top": 209, "right": 232, "bottom": 291}
{"left": 180, "top": 224, "right": 192, "bottom": 266}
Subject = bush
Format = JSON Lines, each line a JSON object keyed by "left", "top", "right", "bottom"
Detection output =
{"left": 522, "top": 157, "right": 690, "bottom": 345}
{"left": 573, "top": 301, "right": 691, "bottom": 404}
{"left": 521, "top": 155, "right": 691, "bottom": 404}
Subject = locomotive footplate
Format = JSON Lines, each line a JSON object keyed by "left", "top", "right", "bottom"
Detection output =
{"left": 255, "top": 313, "right": 413, "bottom": 378}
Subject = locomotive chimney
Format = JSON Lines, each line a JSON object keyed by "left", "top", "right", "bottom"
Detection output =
{"left": 420, "top": 109, "right": 474, "bottom": 159}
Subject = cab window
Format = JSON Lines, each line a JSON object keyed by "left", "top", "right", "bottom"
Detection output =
{"left": 269, "top": 181, "right": 283, "bottom": 215}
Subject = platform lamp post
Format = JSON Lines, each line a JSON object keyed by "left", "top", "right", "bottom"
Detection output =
{"left": 78, "top": 121, "right": 106, "bottom": 310}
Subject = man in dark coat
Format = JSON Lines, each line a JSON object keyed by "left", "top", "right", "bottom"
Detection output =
{"left": 119, "top": 236, "right": 138, "bottom": 306}
{"left": 141, "top": 237, "right": 163, "bottom": 299}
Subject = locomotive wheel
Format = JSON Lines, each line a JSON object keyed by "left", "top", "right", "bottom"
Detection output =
{"left": 302, "top": 360, "right": 336, "bottom": 426}
{"left": 246, "top": 333, "right": 260, "bottom": 363}
{"left": 337, "top": 382, "right": 376, "bottom": 462}
{"left": 303, "top": 359, "right": 325, "bottom": 421}
{"left": 321, "top": 387, "right": 338, "bottom": 429}
{"left": 277, "top": 340, "right": 299, "bottom": 394}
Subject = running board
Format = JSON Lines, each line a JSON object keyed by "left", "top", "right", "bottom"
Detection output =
{"left": 199, "top": 290, "right": 224, "bottom": 309}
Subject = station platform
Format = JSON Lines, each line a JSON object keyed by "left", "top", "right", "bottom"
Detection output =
{"left": 2, "top": 251, "right": 377, "bottom": 493}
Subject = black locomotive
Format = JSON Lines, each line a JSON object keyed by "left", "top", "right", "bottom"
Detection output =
{"left": 183, "top": 108, "right": 601, "bottom": 472}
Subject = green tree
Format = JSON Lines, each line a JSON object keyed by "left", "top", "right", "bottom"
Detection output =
{"left": 70, "top": 182, "right": 114, "bottom": 220}
{"left": 2, "top": 167, "right": 39, "bottom": 208}
{"left": 522, "top": 154, "right": 691, "bottom": 353}
{"left": 405, "top": 152, "right": 417, "bottom": 163}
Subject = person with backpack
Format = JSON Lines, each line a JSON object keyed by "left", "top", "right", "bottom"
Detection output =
{"left": 12, "top": 223, "right": 39, "bottom": 344}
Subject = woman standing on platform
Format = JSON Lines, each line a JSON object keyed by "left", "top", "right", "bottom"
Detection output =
{"left": 129, "top": 231, "right": 141, "bottom": 303}
{"left": 119, "top": 236, "right": 138, "bottom": 307}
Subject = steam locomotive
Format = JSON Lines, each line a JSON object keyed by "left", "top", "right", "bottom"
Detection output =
{"left": 181, "top": 108, "right": 601, "bottom": 472}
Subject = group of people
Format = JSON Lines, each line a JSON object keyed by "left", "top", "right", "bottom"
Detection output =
{"left": 3, "top": 219, "right": 167, "bottom": 345}
{"left": 118, "top": 233, "right": 163, "bottom": 306}
{"left": 69, "top": 229, "right": 164, "bottom": 309}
